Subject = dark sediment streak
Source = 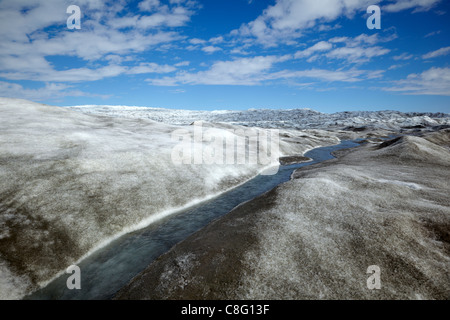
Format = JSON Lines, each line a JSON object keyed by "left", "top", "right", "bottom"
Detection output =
{"left": 278, "top": 155, "right": 311, "bottom": 166}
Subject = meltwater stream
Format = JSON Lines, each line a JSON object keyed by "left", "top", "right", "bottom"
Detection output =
{"left": 27, "top": 140, "right": 360, "bottom": 300}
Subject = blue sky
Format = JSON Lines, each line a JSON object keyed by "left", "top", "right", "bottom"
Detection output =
{"left": 0, "top": 0, "right": 449, "bottom": 113}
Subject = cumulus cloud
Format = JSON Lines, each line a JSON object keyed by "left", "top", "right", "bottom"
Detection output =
{"left": 186, "top": 37, "right": 225, "bottom": 54}
{"left": 202, "top": 46, "right": 222, "bottom": 54}
{"left": 0, "top": 0, "right": 197, "bottom": 84}
{"left": 0, "top": 0, "right": 447, "bottom": 101}
{"left": 189, "top": 38, "right": 207, "bottom": 45}
{"left": 209, "top": 36, "right": 224, "bottom": 44}
{"left": 233, "top": 0, "right": 440, "bottom": 46}
{"left": 139, "top": 0, "right": 162, "bottom": 11}
{"left": 384, "top": 67, "right": 450, "bottom": 96}
{"left": 165, "top": 56, "right": 281, "bottom": 85}
{"left": 147, "top": 55, "right": 384, "bottom": 86}
{"left": 294, "top": 34, "right": 394, "bottom": 64}
{"left": 233, "top": 0, "right": 381, "bottom": 46}
{"left": 328, "top": 34, "right": 395, "bottom": 63}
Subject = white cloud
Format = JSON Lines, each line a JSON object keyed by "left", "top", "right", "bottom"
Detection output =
{"left": 294, "top": 41, "right": 333, "bottom": 59}
{"left": 21, "top": 29, "right": 182, "bottom": 62}
{"left": 330, "top": 33, "right": 397, "bottom": 46}
{"left": 424, "top": 30, "right": 442, "bottom": 38}
{"left": 0, "top": 62, "right": 177, "bottom": 82}
{"left": 139, "top": 0, "right": 162, "bottom": 11}
{"left": 270, "top": 68, "right": 384, "bottom": 83}
{"left": 148, "top": 78, "right": 179, "bottom": 86}
{"left": 127, "top": 63, "right": 177, "bottom": 74}
{"left": 233, "top": 0, "right": 437, "bottom": 47}
{"left": 175, "top": 61, "right": 190, "bottom": 67}
{"left": 105, "top": 55, "right": 129, "bottom": 64}
{"left": 422, "top": 46, "right": 450, "bottom": 59}
{"left": 388, "top": 64, "right": 405, "bottom": 70}
{"left": 393, "top": 53, "right": 414, "bottom": 60}
{"left": 187, "top": 37, "right": 226, "bottom": 54}
{"left": 383, "top": 0, "right": 442, "bottom": 12}
{"left": 186, "top": 45, "right": 198, "bottom": 51}
{"left": 189, "top": 38, "right": 207, "bottom": 45}
{"left": 0, "top": 65, "right": 126, "bottom": 82}
{"left": 176, "top": 56, "right": 281, "bottom": 85}
{"left": 147, "top": 56, "right": 280, "bottom": 85}
{"left": 230, "top": 47, "right": 252, "bottom": 55}
{"left": 327, "top": 33, "right": 395, "bottom": 63}
{"left": 0, "top": 0, "right": 197, "bottom": 84}
{"left": 202, "top": 46, "right": 222, "bottom": 54}
{"left": 295, "top": 34, "right": 394, "bottom": 64}
{"left": 354, "top": 33, "right": 398, "bottom": 45}
{"left": 147, "top": 55, "right": 383, "bottom": 86}
{"left": 327, "top": 46, "right": 390, "bottom": 63}
{"left": 234, "top": 0, "right": 381, "bottom": 46}
{"left": 136, "top": 11, "right": 191, "bottom": 29}
{"left": 317, "top": 23, "right": 342, "bottom": 32}
{"left": 133, "top": 0, "right": 197, "bottom": 29}
{"left": 209, "top": 36, "right": 224, "bottom": 44}
{"left": 169, "top": 88, "right": 186, "bottom": 94}
{"left": 329, "top": 36, "right": 349, "bottom": 44}
{"left": 384, "top": 67, "right": 450, "bottom": 96}
{"left": 0, "top": 81, "right": 102, "bottom": 101}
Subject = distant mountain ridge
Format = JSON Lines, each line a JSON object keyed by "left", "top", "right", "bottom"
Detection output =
{"left": 67, "top": 104, "right": 450, "bottom": 131}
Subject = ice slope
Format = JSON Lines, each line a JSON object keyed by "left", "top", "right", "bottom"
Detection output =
{"left": 115, "top": 129, "right": 450, "bottom": 300}
{"left": 0, "top": 98, "right": 338, "bottom": 299}
{"left": 236, "top": 130, "right": 450, "bottom": 299}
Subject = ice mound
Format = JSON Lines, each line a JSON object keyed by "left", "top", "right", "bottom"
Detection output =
{"left": 374, "top": 132, "right": 450, "bottom": 166}
{"left": 0, "top": 98, "right": 338, "bottom": 299}
{"left": 236, "top": 131, "right": 450, "bottom": 299}
{"left": 423, "top": 129, "right": 450, "bottom": 148}
{"left": 115, "top": 130, "right": 449, "bottom": 300}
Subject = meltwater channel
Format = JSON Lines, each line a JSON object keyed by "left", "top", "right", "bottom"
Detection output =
{"left": 27, "top": 140, "right": 360, "bottom": 300}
